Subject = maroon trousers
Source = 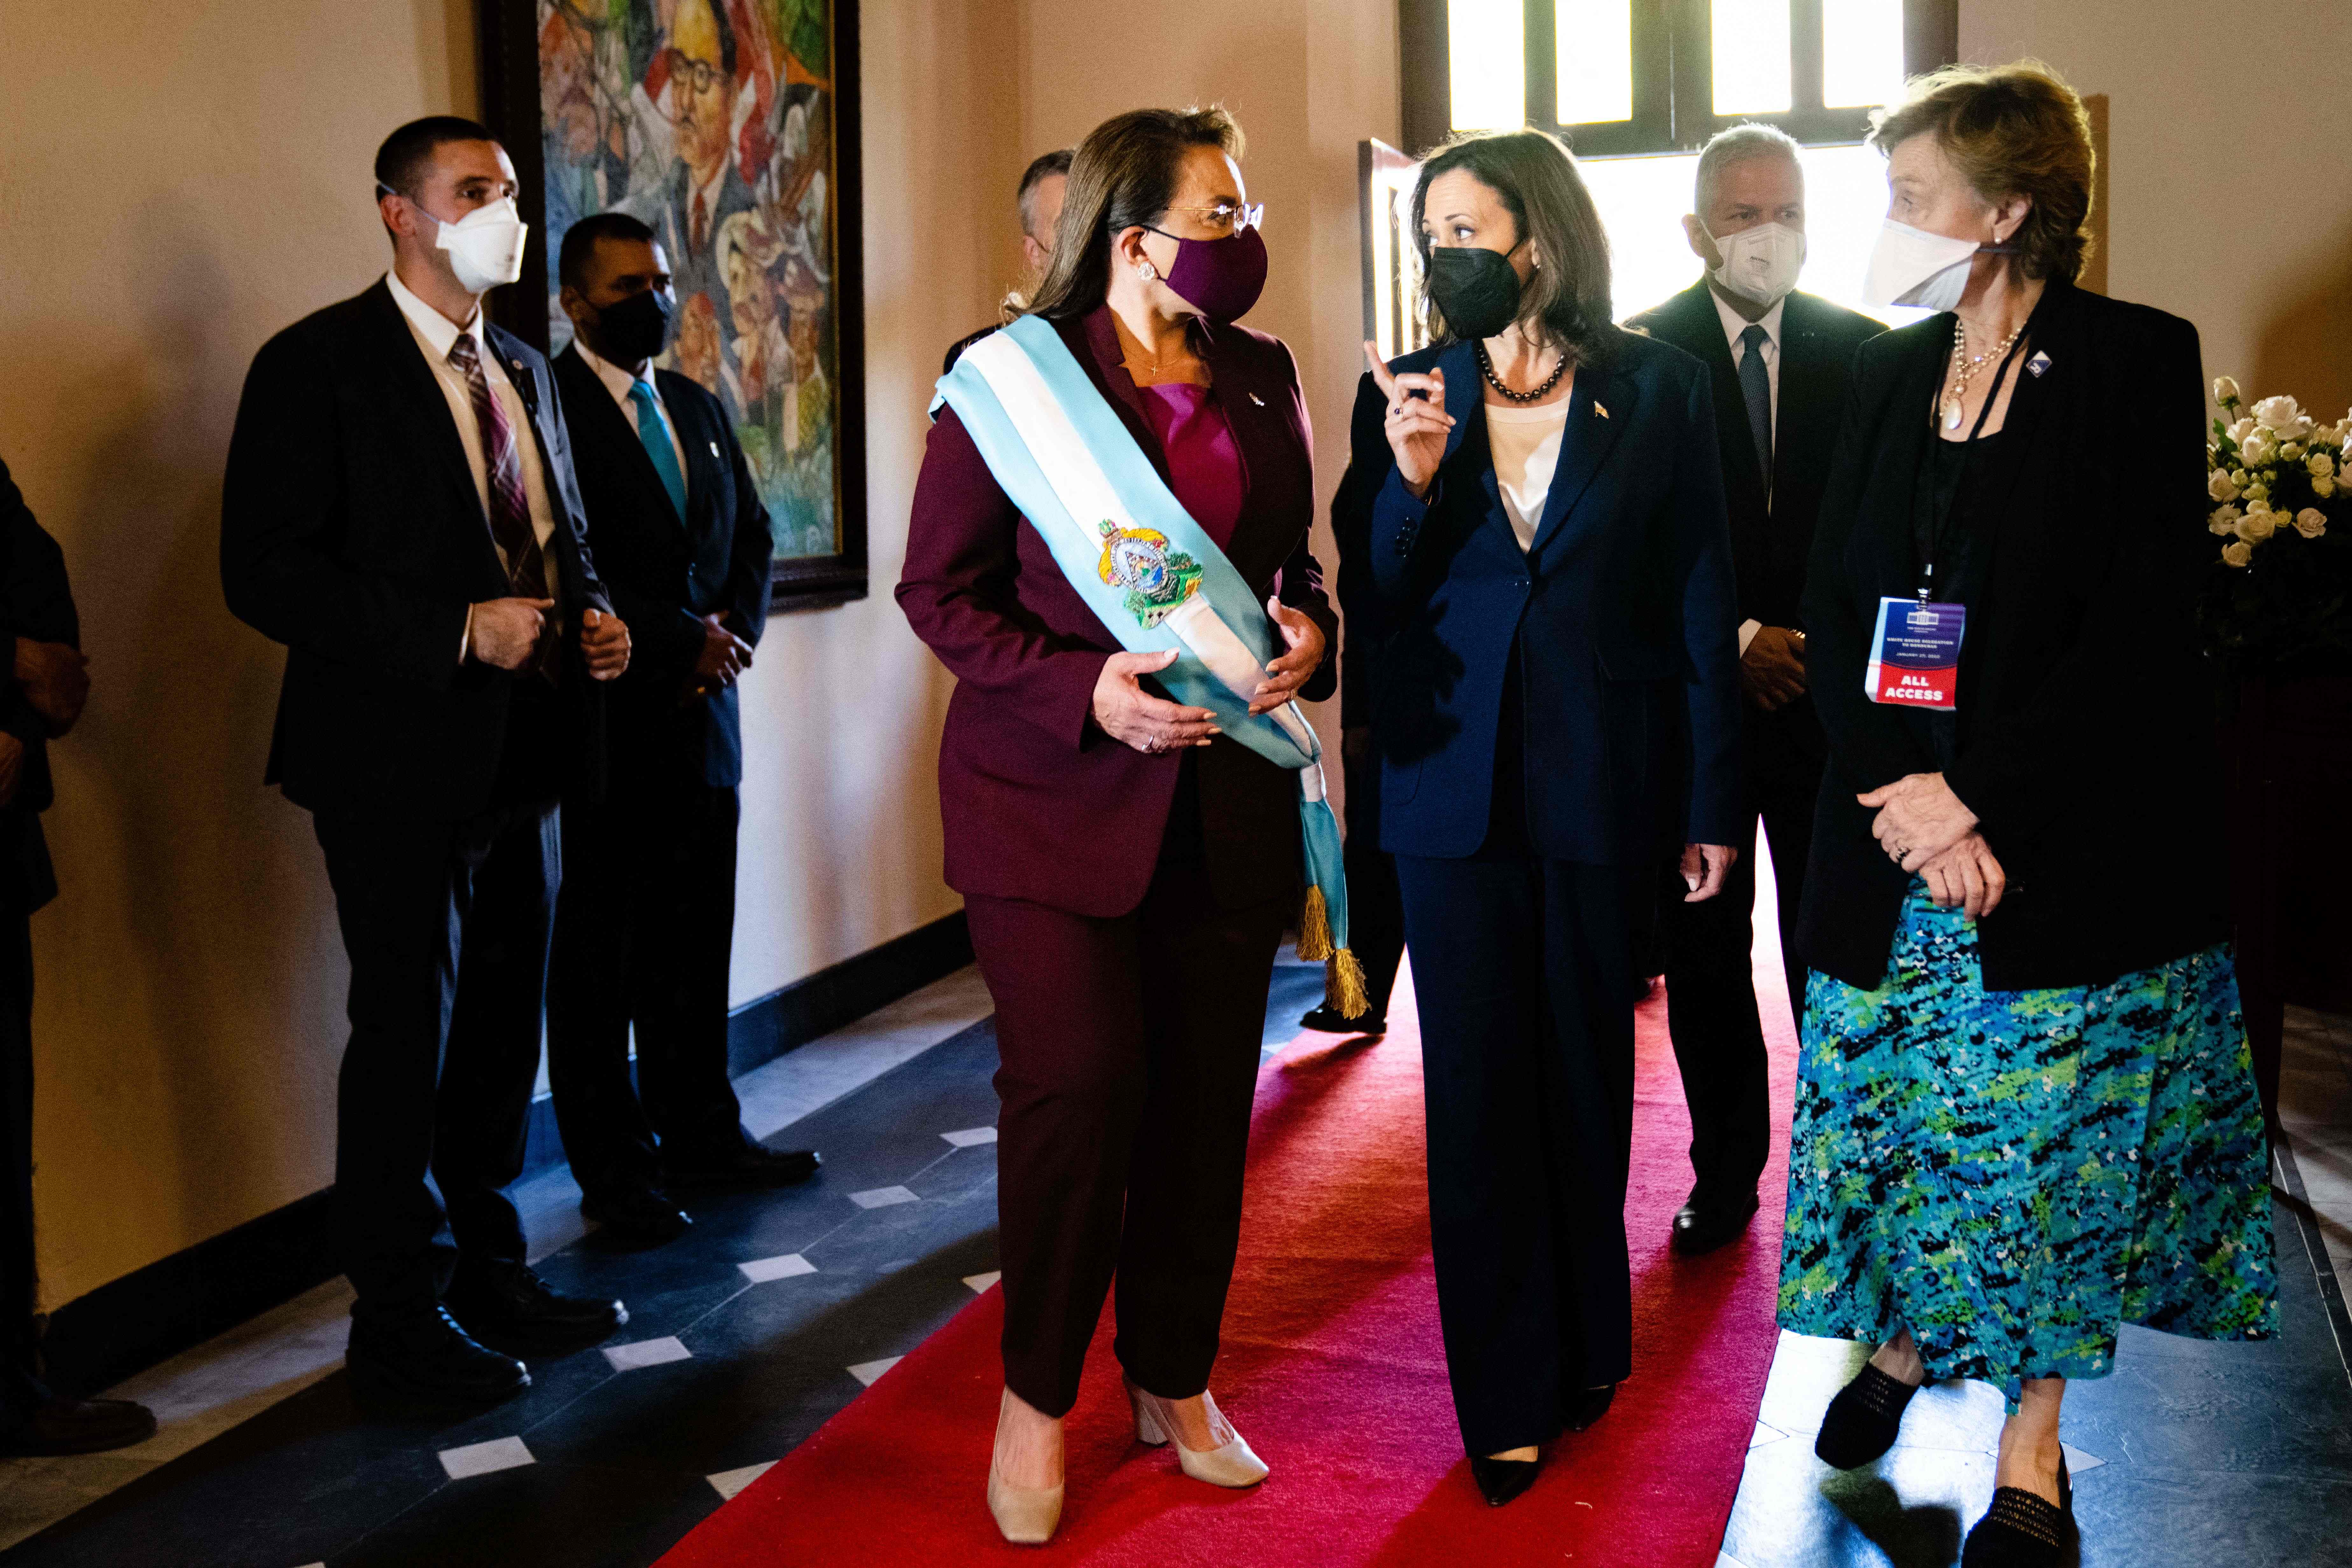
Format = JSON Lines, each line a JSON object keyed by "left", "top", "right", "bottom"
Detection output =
{"left": 966, "top": 856, "right": 1287, "bottom": 1418}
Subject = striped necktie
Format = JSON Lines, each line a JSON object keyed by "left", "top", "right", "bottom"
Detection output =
{"left": 629, "top": 379, "right": 690, "bottom": 523}
{"left": 447, "top": 333, "right": 549, "bottom": 599}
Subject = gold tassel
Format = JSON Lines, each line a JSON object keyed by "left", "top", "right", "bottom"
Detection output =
{"left": 1296, "top": 884, "right": 1335, "bottom": 962}
{"left": 1326, "top": 947, "right": 1370, "bottom": 1019}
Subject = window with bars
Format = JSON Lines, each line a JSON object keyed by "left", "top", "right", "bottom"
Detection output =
{"left": 1400, "top": 0, "right": 1958, "bottom": 158}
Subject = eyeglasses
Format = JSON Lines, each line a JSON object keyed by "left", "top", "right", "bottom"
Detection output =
{"left": 664, "top": 50, "right": 729, "bottom": 96}
{"left": 1150, "top": 201, "right": 1264, "bottom": 239}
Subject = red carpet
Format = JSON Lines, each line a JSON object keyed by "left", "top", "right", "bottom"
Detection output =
{"left": 661, "top": 876, "right": 1801, "bottom": 1567}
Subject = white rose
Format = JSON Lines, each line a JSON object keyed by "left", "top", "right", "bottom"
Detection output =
{"left": 2222, "top": 540, "right": 2254, "bottom": 568}
{"left": 2245, "top": 481, "right": 2270, "bottom": 503}
{"left": 2237, "top": 510, "right": 2278, "bottom": 542}
{"left": 2208, "top": 469, "right": 2241, "bottom": 502}
{"left": 2227, "top": 417, "right": 2257, "bottom": 444}
{"left": 2282, "top": 441, "right": 2306, "bottom": 461}
{"left": 2317, "top": 476, "right": 2338, "bottom": 499}
{"left": 2209, "top": 503, "right": 2243, "bottom": 535}
{"left": 2241, "top": 431, "right": 2277, "bottom": 467}
{"left": 2214, "top": 375, "right": 2242, "bottom": 407}
{"left": 2295, "top": 507, "right": 2329, "bottom": 539}
{"left": 2252, "top": 394, "right": 2314, "bottom": 439}
{"left": 2311, "top": 451, "right": 2338, "bottom": 479}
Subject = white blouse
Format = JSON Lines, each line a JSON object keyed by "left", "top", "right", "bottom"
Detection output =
{"left": 1486, "top": 398, "right": 1571, "bottom": 552}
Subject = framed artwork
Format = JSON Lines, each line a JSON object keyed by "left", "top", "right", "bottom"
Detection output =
{"left": 481, "top": 0, "right": 867, "bottom": 609}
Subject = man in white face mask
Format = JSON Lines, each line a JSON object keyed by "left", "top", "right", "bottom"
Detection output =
{"left": 1625, "top": 124, "right": 1884, "bottom": 1258}
{"left": 221, "top": 116, "right": 638, "bottom": 1412}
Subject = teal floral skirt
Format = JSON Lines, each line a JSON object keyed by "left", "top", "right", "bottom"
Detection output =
{"left": 1778, "top": 886, "right": 2278, "bottom": 1404}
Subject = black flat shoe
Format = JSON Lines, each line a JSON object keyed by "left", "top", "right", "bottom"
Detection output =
{"left": 0, "top": 1395, "right": 158, "bottom": 1455}
{"left": 1298, "top": 1004, "right": 1386, "bottom": 1036}
{"left": 1814, "top": 1361, "right": 1927, "bottom": 1469}
{"left": 582, "top": 1186, "right": 693, "bottom": 1245}
{"left": 1468, "top": 1453, "right": 1540, "bottom": 1507}
{"left": 445, "top": 1259, "right": 626, "bottom": 1354}
{"left": 1565, "top": 1382, "right": 1616, "bottom": 1432}
{"left": 347, "top": 1306, "right": 530, "bottom": 1412}
{"left": 662, "top": 1140, "right": 821, "bottom": 1190}
{"left": 1670, "top": 1189, "right": 1761, "bottom": 1255}
{"left": 1961, "top": 1454, "right": 2073, "bottom": 1566}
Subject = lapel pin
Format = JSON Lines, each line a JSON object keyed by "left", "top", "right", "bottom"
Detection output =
{"left": 2027, "top": 351, "right": 2053, "bottom": 377}
{"left": 709, "top": 440, "right": 721, "bottom": 457}
{"left": 1594, "top": 402, "right": 1610, "bottom": 419}
{"left": 1248, "top": 392, "right": 1265, "bottom": 406}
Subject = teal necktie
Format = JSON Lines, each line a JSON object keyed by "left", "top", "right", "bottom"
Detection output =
{"left": 628, "top": 379, "right": 689, "bottom": 522}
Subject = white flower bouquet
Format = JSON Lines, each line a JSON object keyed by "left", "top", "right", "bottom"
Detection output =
{"left": 2201, "top": 378, "right": 2352, "bottom": 672}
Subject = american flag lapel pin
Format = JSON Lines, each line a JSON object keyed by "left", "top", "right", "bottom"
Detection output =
{"left": 2027, "top": 351, "right": 2053, "bottom": 377}
{"left": 1248, "top": 392, "right": 1266, "bottom": 406}
{"left": 1594, "top": 402, "right": 1610, "bottom": 419}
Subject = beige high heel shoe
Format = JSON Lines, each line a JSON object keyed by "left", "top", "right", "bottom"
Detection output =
{"left": 1126, "top": 1380, "right": 1270, "bottom": 1488}
{"left": 987, "top": 1460, "right": 1064, "bottom": 1545}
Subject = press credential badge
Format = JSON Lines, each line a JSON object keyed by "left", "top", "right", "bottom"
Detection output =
{"left": 1865, "top": 598, "right": 1965, "bottom": 710}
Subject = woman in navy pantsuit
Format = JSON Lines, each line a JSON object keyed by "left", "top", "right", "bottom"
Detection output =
{"left": 1339, "top": 129, "right": 1743, "bottom": 1505}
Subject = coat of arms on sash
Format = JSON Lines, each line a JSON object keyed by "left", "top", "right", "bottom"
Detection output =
{"left": 1096, "top": 521, "right": 1203, "bottom": 628}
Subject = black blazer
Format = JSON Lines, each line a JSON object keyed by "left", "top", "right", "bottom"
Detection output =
{"left": 1625, "top": 282, "right": 1884, "bottom": 630}
{"left": 553, "top": 346, "right": 773, "bottom": 788}
{"left": 220, "top": 280, "right": 613, "bottom": 820}
{"left": 1352, "top": 329, "right": 1744, "bottom": 862}
{"left": 1796, "top": 279, "right": 2229, "bottom": 991}
{"left": 0, "top": 458, "right": 76, "bottom": 912}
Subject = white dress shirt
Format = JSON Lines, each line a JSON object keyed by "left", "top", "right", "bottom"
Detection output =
{"left": 386, "top": 269, "right": 562, "bottom": 643}
{"left": 1712, "top": 289, "right": 1787, "bottom": 655}
{"left": 575, "top": 338, "right": 690, "bottom": 498}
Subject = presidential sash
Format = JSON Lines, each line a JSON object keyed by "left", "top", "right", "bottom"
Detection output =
{"left": 936, "top": 314, "right": 1365, "bottom": 1017}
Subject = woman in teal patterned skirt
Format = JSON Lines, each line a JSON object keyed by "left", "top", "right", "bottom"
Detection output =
{"left": 1781, "top": 63, "right": 2276, "bottom": 1568}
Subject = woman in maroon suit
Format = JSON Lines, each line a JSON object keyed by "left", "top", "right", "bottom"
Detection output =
{"left": 898, "top": 106, "right": 1334, "bottom": 1543}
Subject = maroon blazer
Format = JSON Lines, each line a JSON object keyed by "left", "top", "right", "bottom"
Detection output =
{"left": 897, "top": 306, "right": 1337, "bottom": 919}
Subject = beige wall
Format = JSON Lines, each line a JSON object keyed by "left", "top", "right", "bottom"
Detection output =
{"left": 1962, "top": 0, "right": 2352, "bottom": 418}
{"left": 0, "top": 0, "right": 1009, "bottom": 1311}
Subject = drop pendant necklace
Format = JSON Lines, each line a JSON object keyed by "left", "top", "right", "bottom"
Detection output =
{"left": 1941, "top": 316, "right": 2025, "bottom": 430}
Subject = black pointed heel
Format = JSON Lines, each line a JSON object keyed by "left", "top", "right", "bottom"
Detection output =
{"left": 1813, "top": 1362, "right": 1928, "bottom": 1470}
{"left": 1468, "top": 1453, "right": 1540, "bottom": 1507}
{"left": 1961, "top": 1453, "right": 2074, "bottom": 1566}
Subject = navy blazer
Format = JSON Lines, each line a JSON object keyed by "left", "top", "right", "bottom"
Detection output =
{"left": 221, "top": 280, "right": 614, "bottom": 819}
{"left": 552, "top": 346, "right": 773, "bottom": 788}
{"left": 1352, "top": 329, "right": 1743, "bottom": 862}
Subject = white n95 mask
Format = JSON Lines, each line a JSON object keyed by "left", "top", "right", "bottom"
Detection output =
{"left": 432, "top": 197, "right": 529, "bottom": 295}
{"left": 1706, "top": 221, "right": 1805, "bottom": 309}
{"left": 1860, "top": 218, "right": 1999, "bottom": 313}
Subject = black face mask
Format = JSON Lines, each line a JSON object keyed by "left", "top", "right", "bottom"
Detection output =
{"left": 586, "top": 287, "right": 676, "bottom": 366}
{"left": 1426, "top": 245, "right": 1523, "bottom": 341}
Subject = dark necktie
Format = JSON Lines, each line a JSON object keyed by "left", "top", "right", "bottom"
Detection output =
{"left": 447, "top": 333, "right": 549, "bottom": 600}
{"left": 1738, "top": 322, "right": 1773, "bottom": 487}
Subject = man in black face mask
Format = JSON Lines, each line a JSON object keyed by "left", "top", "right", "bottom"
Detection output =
{"left": 546, "top": 212, "right": 815, "bottom": 1243}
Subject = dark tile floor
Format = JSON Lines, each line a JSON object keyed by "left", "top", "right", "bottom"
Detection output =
{"left": 5, "top": 962, "right": 2345, "bottom": 1568}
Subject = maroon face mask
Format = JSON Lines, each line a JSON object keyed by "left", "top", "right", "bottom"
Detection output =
{"left": 1145, "top": 223, "right": 1268, "bottom": 324}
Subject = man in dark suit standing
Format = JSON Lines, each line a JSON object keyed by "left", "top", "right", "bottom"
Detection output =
{"left": 0, "top": 460, "right": 156, "bottom": 1455}
{"left": 544, "top": 213, "right": 815, "bottom": 1246}
{"left": 1625, "top": 124, "right": 1882, "bottom": 1256}
{"left": 222, "top": 117, "right": 637, "bottom": 1409}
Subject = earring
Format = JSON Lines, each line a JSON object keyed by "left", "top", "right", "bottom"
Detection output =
{"left": 1138, "top": 262, "right": 1157, "bottom": 282}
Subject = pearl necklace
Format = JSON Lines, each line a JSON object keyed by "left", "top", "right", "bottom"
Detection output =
{"left": 1940, "top": 317, "right": 2025, "bottom": 430}
{"left": 1476, "top": 340, "right": 1570, "bottom": 403}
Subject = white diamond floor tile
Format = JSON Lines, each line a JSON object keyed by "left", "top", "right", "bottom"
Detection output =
{"left": 438, "top": 1437, "right": 535, "bottom": 1480}
{"left": 738, "top": 1253, "right": 817, "bottom": 1283}
{"left": 602, "top": 1336, "right": 693, "bottom": 1372}
{"left": 706, "top": 1461, "right": 776, "bottom": 1501}
{"left": 846, "top": 1356, "right": 902, "bottom": 1386}
{"left": 941, "top": 1126, "right": 998, "bottom": 1147}
{"left": 962, "top": 1270, "right": 1002, "bottom": 1293}
{"left": 849, "top": 1185, "right": 920, "bottom": 1209}
{"left": 2060, "top": 1441, "right": 2106, "bottom": 1474}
